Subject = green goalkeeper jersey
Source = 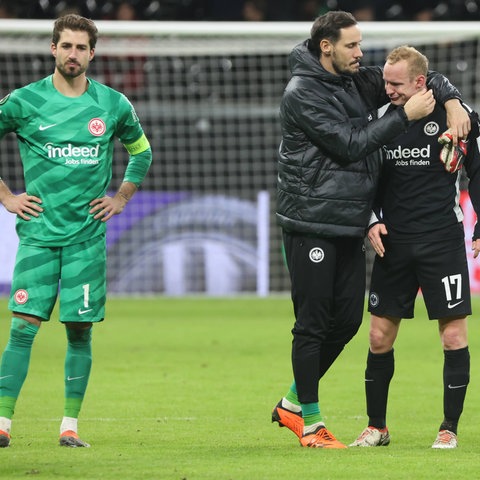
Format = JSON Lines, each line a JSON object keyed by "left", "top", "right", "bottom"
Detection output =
{"left": 0, "top": 74, "right": 150, "bottom": 246}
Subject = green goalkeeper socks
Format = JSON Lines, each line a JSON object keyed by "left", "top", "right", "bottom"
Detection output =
{"left": 0, "top": 317, "right": 39, "bottom": 418}
{"left": 284, "top": 382, "right": 324, "bottom": 426}
{"left": 301, "top": 402, "right": 323, "bottom": 428}
{"left": 285, "top": 382, "right": 301, "bottom": 407}
{"left": 64, "top": 326, "right": 92, "bottom": 418}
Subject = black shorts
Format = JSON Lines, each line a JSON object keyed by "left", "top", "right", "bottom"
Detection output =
{"left": 368, "top": 234, "right": 471, "bottom": 320}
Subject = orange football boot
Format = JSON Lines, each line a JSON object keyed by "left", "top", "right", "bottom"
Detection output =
{"left": 271, "top": 400, "right": 304, "bottom": 439}
{"left": 300, "top": 426, "right": 347, "bottom": 448}
{"left": 59, "top": 430, "right": 90, "bottom": 448}
{"left": 0, "top": 429, "right": 10, "bottom": 448}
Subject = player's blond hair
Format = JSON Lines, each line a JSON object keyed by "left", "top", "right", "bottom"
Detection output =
{"left": 386, "top": 45, "right": 428, "bottom": 80}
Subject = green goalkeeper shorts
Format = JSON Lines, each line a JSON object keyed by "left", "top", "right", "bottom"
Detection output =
{"left": 8, "top": 234, "right": 106, "bottom": 323}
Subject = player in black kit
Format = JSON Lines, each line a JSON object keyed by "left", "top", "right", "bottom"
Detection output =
{"left": 350, "top": 45, "right": 480, "bottom": 449}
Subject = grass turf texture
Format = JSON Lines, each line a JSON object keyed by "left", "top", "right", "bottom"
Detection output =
{"left": 0, "top": 296, "right": 480, "bottom": 479}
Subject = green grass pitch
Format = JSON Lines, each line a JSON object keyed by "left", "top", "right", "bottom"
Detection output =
{"left": 0, "top": 295, "right": 480, "bottom": 479}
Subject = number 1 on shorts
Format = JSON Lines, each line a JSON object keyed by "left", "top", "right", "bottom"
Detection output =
{"left": 82, "top": 283, "right": 90, "bottom": 308}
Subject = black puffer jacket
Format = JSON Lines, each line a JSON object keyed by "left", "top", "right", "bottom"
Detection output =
{"left": 276, "top": 40, "right": 459, "bottom": 237}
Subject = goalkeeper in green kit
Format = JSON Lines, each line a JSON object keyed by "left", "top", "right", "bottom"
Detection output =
{"left": 0, "top": 14, "right": 152, "bottom": 447}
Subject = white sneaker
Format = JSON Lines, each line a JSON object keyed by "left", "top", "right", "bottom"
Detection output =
{"left": 432, "top": 430, "right": 457, "bottom": 449}
{"left": 349, "top": 426, "right": 390, "bottom": 447}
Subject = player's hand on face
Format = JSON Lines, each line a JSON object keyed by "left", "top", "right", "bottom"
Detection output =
{"left": 89, "top": 195, "right": 126, "bottom": 222}
{"left": 403, "top": 88, "right": 436, "bottom": 121}
{"left": 368, "top": 223, "right": 388, "bottom": 258}
{"left": 3, "top": 192, "right": 43, "bottom": 220}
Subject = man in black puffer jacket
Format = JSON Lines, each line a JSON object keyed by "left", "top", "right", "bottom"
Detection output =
{"left": 271, "top": 10, "right": 471, "bottom": 448}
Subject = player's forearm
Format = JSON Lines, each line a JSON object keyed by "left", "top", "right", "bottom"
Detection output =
{"left": 115, "top": 182, "right": 137, "bottom": 205}
{"left": 426, "top": 71, "right": 461, "bottom": 104}
{"left": 123, "top": 147, "right": 152, "bottom": 187}
{"left": 444, "top": 99, "right": 471, "bottom": 141}
{"left": 0, "top": 178, "right": 15, "bottom": 206}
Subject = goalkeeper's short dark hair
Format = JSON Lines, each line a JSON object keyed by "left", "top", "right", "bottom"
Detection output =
{"left": 52, "top": 14, "right": 99, "bottom": 50}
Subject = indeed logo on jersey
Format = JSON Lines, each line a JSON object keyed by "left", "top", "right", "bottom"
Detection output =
{"left": 385, "top": 144, "right": 431, "bottom": 167}
{"left": 45, "top": 143, "right": 100, "bottom": 165}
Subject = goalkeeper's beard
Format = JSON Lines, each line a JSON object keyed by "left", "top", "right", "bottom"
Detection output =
{"left": 56, "top": 61, "right": 87, "bottom": 79}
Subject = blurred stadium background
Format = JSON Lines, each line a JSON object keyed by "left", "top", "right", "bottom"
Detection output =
{"left": 1, "top": 1, "right": 480, "bottom": 21}
{"left": 0, "top": 1, "right": 479, "bottom": 296}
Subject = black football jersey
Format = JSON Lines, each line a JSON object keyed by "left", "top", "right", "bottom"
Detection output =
{"left": 375, "top": 103, "right": 480, "bottom": 242}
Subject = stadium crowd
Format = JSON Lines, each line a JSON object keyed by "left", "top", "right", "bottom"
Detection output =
{"left": 0, "top": 0, "right": 478, "bottom": 21}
